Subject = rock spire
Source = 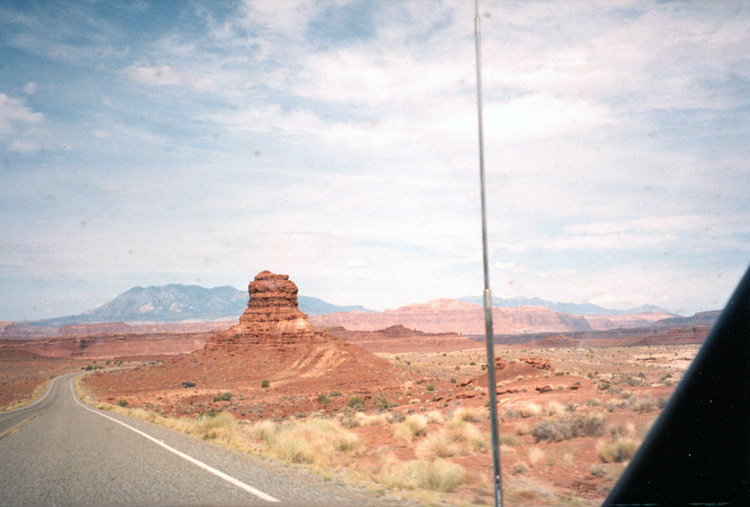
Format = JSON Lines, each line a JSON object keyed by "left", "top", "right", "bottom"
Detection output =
{"left": 205, "top": 271, "right": 313, "bottom": 348}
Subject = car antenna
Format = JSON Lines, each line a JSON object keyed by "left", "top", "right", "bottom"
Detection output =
{"left": 474, "top": 1, "right": 503, "bottom": 505}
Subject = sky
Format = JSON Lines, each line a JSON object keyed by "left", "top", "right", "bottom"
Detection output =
{"left": 1, "top": 0, "right": 748, "bottom": 321}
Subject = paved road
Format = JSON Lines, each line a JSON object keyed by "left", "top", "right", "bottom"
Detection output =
{"left": 0, "top": 372, "right": 398, "bottom": 506}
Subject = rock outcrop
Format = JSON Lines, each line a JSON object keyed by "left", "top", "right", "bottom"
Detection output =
{"left": 85, "top": 271, "right": 411, "bottom": 399}
{"left": 466, "top": 356, "right": 555, "bottom": 389}
{"left": 206, "top": 271, "right": 313, "bottom": 349}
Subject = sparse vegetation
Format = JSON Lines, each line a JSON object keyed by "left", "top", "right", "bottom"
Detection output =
{"left": 381, "top": 458, "right": 465, "bottom": 492}
{"left": 451, "top": 406, "right": 487, "bottom": 423}
{"left": 512, "top": 462, "right": 530, "bottom": 475}
{"left": 213, "top": 392, "right": 232, "bottom": 402}
{"left": 348, "top": 395, "right": 365, "bottom": 409}
{"left": 589, "top": 464, "right": 608, "bottom": 477}
{"left": 376, "top": 396, "right": 389, "bottom": 410}
{"left": 256, "top": 418, "right": 361, "bottom": 468}
{"left": 415, "top": 420, "right": 488, "bottom": 459}
{"left": 352, "top": 412, "right": 391, "bottom": 427}
{"left": 260, "top": 379, "right": 270, "bottom": 388}
{"left": 597, "top": 438, "right": 641, "bottom": 463}
{"left": 393, "top": 414, "right": 428, "bottom": 445}
{"left": 527, "top": 446, "right": 545, "bottom": 466}
{"left": 67, "top": 340, "right": 698, "bottom": 506}
{"left": 519, "top": 402, "right": 543, "bottom": 418}
{"left": 530, "top": 413, "right": 607, "bottom": 442}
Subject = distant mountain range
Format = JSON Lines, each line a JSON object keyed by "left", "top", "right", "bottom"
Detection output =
{"left": 458, "top": 295, "right": 672, "bottom": 316}
{"left": 30, "top": 284, "right": 370, "bottom": 326}
{"left": 26, "top": 283, "right": 679, "bottom": 328}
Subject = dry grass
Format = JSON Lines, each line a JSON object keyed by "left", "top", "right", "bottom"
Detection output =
{"left": 424, "top": 410, "right": 445, "bottom": 424}
{"left": 530, "top": 412, "right": 607, "bottom": 442}
{"left": 415, "top": 420, "right": 488, "bottom": 459}
{"left": 597, "top": 438, "right": 641, "bottom": 463}
{"left": 246, "top": 419, "right": 277, "bottom": 444}
{"left": 544, "top": 401, "right": 566, "bottom": 417}
{"left": 512, "top": 461, "right": 530, "bottom": 475}
{"left": 514, "top": 421, "right": 531, "bottom": 436}
{"left": 393, "top": 414, "right": 428, "bottom": 445}
{"left": 354, "top": 411, "right": 392, "bottom": 426}
{"left": 100, "top": 401, "right": 255, "bottom": 453}
{"left": 519, "top": 402, "right": 544, "bottom": 418}
{"left": 166, "top": 412, "right": 242, "bottom": 443}
{"left": 80, "top": 382, "right": 361, "bottom": 471}
{"left": 504, "top": 476, "right": 557, "bottom": 504}
{"left": 380, "top": 458, "right": 466, "bottom": 492}
{"left": 450, "top": 406, "right": 487, "bottom": 423}
{"left": 527, "top": 446, "right": 545, "bottom": 466}
{"left": 261, "top": 418, "right": 362, "bottom": 468}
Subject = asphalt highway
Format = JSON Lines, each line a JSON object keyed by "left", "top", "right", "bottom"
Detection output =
{"left": 0, "top": 372, "right": 398, "bottom": 506}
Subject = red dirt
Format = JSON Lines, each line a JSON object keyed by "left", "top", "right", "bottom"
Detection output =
{"left": 7, "top": 332, "right": 214, "bottom": 360}
{"left": 0, "top": 345, "right": 84, "bottom": 408}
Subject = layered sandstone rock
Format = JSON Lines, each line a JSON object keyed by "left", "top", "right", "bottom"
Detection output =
{"left": 205, "top": 271, "right": 314, "bottom": 349}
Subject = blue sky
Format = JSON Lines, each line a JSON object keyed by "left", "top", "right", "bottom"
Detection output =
{"left": 1, "top": 0, "right": 748, "bottom": 321}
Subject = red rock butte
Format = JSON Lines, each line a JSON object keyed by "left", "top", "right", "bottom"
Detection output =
{"left": 86, "top": 271, "right": 412, "bottom": 400}
{"left": 206, "top": 271, "right": 314, "bottom": 348}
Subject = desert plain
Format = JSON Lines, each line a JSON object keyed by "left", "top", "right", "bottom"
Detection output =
{"left": 1, "top": 271, "right": 709, "bottom": 506}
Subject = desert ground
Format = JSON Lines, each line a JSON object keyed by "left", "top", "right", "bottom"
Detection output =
{"left": 1, "top": 333, "right": 701, "bottom": 505}
{"left": 68, "top": 340, "right": 698, "bottom": 506}
{"left": 0, "top": 346, "right": 85, "bottom": 410}
{"left": 1, "top": 272, "right": 707, "bottom": 505}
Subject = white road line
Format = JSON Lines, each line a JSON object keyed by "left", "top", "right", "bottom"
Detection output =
{"left": 70, "top": 381, "right": 279, "bottom": 503}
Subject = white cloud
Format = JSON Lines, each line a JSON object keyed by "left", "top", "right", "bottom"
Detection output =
{"left": 2, "top": 1, "right": 748, "bottom": 319}
{"left": 535, "top": 232, "right": 678, "bottom": 252}
{"left": 552, "top": 214, "right": 749, "bottom": 253}
{"left": 125, "top": 64, "right": 182, "bottom": 86}
{"left": 296, "top": 48, "right": 471, "bottom": 109}
{"left": 347, "top": 258, "right": 367, "bottom": 269}
{"left": 439, "top": 94, "right": 613, "bottom": 145}
{"left": 237, "top": 0, "right": 324, "bottom": 41}
{"left": 23, "top": 81, "right": 37, "bottom": 94}
{"left": 565, "top": 215, "right": 718, "bottom": 236}
{"left": 494, "top": 261, "right": 518, "bottom": 271}
{"left": 124, "top": 63, "right": 244, "bottom": 96}
{"left": 9, "top": 139, "right": 42, "bottom": 153}
{"left": 0, "top": 93, "right": 43, "bottom": 135}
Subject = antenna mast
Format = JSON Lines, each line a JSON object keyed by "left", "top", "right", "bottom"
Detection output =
{"left": 474, "top": 1, "right": 503, "bottom": 505}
